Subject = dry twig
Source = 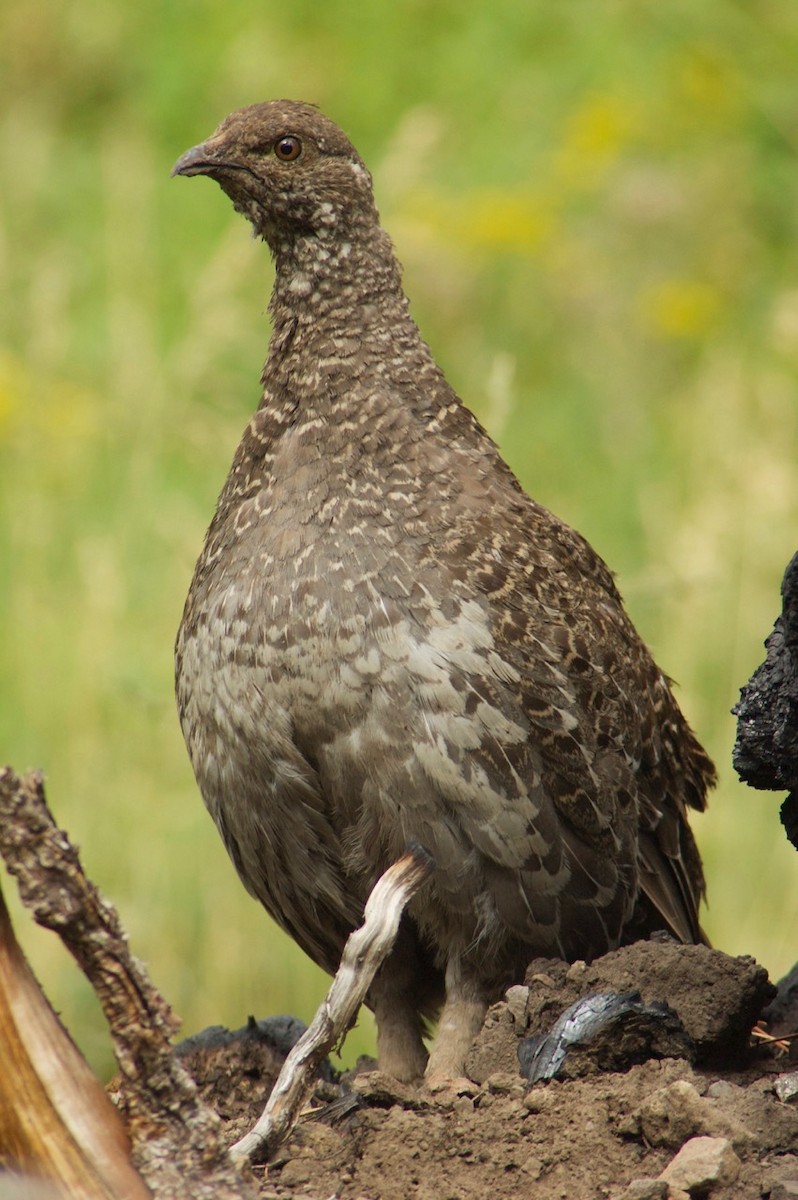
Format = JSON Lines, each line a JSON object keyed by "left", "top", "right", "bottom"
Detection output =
{"left": 230, "top": 845, "right": 434, "bottom": 1166}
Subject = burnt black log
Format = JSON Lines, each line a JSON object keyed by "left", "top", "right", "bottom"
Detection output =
{"left": 733, "top": 552, "right": 798, "bottom": 848}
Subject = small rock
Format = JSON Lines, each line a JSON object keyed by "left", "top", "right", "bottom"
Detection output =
{"left": 658, "top": 1135, "right": 741, "bottom": 1193}
{"left": 520, "top": 1153, "right": 543, "bottom": 1180}
{"left": 277, "top": 1159, "right": 312, "bottom": 1188}
{"left": 484, "top": 1070, "right": 523, "bottom": 1096}
{"left": 566, "top": 960, "right": 588, "bottom": 983}
{"left": 637, "top": 1079, "right": 752, "bottom": 1150}
{"left": 505, "top": 984, "right": 530, "bottom": 1024}
{"left": 638, "top": 1080, "right": 711, "bottom": 1147}
{"left": 705, "top": 1080, "right": 735, "bottom": 1101}
{"left": 522, "top": 1086, "right": 554, "bottom": 1114}
{"left": 775, "top": 1070, "right": 798, "bottom": 1103}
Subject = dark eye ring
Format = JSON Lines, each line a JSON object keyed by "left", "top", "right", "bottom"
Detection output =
{"left": 274, "top": 136, "right": 302, "bottom": 162}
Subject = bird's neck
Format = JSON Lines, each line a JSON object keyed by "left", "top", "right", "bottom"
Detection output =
{"left": 266, "top": 222, "right": 428, "bottom": 369}
{"left": 254, "top": 219, "right": 486, "bottom": 470}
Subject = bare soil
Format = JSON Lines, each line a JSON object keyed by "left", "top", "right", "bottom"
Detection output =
{"left": 179, "top": 942, "right": 798, "bottom": 1200}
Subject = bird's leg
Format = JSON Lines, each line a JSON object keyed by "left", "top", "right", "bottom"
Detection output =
{"left": 425, "top": 955, "right": 489, "bottom": 1082}
{"left": 369, "top": 933, "right": 430, "bottom": 1083}
{"left": 372, "top": 991, "right": 429, "bottom": 1082}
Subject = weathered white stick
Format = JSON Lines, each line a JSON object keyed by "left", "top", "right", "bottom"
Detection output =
{"left": 230, "top": 845, "right": 434, "bottom": 1166}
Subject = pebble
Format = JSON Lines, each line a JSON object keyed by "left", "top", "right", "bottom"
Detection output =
{"left": 636, "top": 1077, "right": 751, "bottom": 1150}
{"left": 484, "top": 1070, "right": 524, "bottom": 1096}
{"left": 775, "top": 1070, "right": 798, "bottom": 1103}
{"left": 505, "top": 984, "right": 530, "bottom": 1024}
{"left": 658, "top": 1135, "right": 741, "bottom": 1193}
{"left": 277, "top": 1159, "right": 312, "bottom": 1188}
{"left": 637, "top": 1080, "right": 710, "bottom": 1146}
{"left": 523, "top": 1086, "right": 554, "bottom": 1114}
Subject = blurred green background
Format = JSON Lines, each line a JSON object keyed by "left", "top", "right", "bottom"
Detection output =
{"left": 1, "top": 0, "right": 797, "bottom": 1079}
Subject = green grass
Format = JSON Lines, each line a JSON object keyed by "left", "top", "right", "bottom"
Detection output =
{"left": 1, "top": 0, "right": 797, "bottom": 1079}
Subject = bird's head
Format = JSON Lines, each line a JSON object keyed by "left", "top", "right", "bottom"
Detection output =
{"left": 172, "top": 100, "right": 376, "bottom": 250}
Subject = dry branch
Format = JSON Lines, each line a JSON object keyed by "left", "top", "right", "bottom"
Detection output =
{"left": 231, "top": 845, "right": 434, "bottom": 1166}
{"left": 0, "top": 766, "right": 256, "bottom": 1199}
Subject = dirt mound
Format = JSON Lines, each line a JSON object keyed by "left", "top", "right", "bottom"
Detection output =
{"left": 180, "top": 941, "right": 798, "bottom": 1200}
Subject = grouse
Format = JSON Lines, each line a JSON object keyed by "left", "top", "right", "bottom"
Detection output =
{"left": 173, "top": 100, "right": 715, "bottom": 1082}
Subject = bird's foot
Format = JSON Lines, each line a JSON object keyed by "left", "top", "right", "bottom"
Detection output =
{"left": 424, "top": 1073, "right": 479, "bottom": 1100}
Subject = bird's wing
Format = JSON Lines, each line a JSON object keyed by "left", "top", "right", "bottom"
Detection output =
{"left": 420, "top": 487, "right": 714, "bottom": 955}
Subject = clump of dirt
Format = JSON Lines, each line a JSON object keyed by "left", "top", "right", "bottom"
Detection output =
{"left": 179, "top": 941, "right": 798, "bottom": 1200}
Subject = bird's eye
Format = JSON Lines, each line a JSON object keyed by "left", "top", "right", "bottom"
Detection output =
{"left": 274, "top": 136, "right": 302, "bottom": 162}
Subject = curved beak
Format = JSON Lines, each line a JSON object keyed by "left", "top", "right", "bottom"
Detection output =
{"left": 171, "top": 142, "right": 218, "bottom": 178}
